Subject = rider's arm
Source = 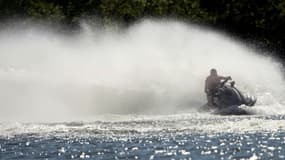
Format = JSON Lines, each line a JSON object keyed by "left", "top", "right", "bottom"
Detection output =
{"left": 205, "top": 78, "right": 209, "bottom": 94}
{"left": 219, "top": 76, "right": 231, "bottom": 80}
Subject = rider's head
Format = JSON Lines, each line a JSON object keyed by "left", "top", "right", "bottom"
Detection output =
{"left": 210, "top": 68, "right": 217, "bottom": 76}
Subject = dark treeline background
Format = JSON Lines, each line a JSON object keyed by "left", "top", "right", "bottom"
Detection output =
{"left": 1, "top": 0, "right": 285, "bottom": 58}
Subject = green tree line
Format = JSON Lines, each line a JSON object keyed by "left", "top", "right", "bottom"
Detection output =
{"left": 1, "top": 0, "right": 285, "bottom": 56}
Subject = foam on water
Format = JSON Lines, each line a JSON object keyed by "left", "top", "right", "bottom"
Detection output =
{"left": 1, "top": 113, "right": 285, "bottom": 137}
{"left": 0, "top": 19, "right": 284, "bottom": 123}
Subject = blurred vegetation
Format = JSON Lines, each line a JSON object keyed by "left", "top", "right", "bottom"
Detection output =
{"left": 0, "top": 0, "right": 285, "bottom": 56}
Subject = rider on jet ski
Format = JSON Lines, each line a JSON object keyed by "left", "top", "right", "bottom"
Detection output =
{"left": 205, "top": 68, "right": 231, "bottom": 106}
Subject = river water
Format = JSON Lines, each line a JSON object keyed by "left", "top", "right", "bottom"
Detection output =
{"left": 1, "top": 113, "right": 285, "bottom": 159}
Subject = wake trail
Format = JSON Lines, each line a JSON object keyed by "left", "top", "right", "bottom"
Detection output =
{"left": 0, "top": 19, "right": 284, "bottom": 122}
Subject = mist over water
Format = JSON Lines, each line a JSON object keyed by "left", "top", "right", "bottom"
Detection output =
{"left": 0, "top": 20, "right": 284, "bottom": 122}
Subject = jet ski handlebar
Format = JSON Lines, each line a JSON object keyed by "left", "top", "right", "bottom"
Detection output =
{"left": 220, "top": 76, "right": 232, "bottom": 87}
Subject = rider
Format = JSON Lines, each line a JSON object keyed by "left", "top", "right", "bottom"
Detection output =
{"left": 205, "top": 68, "right": 231, "bottom": 106}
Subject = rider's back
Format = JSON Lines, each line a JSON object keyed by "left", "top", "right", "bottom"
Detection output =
{"left": 206, "top": 75, "right": 223, "bottom": 91}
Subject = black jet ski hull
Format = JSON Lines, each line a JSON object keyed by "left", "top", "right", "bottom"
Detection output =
{"left": 200, "top": 104, "right": 252, "bottom": 115}
{"left": 213, "top": 105, "right": 252, "bottom": 115}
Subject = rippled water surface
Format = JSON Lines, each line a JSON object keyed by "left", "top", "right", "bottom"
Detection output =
{"left": 1, "top": 113, "right": 285, "bottom": 159}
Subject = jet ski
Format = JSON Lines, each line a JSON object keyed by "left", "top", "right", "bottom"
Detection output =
{"left": 201, "top": 78, "right": 257, "bottom": 115}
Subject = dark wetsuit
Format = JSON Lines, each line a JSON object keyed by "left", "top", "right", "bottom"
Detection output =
{"left": 205, "top": 75, "right": 227, "bottom": 106}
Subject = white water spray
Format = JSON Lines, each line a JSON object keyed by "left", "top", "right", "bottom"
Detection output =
{"left": 0, "top": 20, "right": 284, "bottom": 122}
